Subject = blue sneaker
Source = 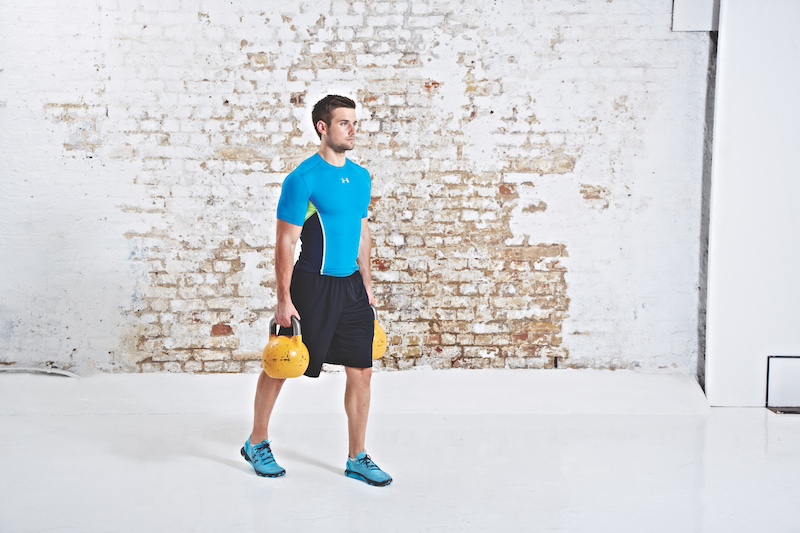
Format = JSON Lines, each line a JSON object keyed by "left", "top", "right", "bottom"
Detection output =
{"left": 345, "top": 452, "right": 392, "bottom": 486}
{"left": 241, "top": 438, "right": 286, "bottom": 478}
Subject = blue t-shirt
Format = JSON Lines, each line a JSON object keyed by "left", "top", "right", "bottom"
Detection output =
{"left": 276, "top": 154, "right": 371, "bottom": 277}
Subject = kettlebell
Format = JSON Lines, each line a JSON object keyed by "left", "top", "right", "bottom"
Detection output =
{"left": 262, "top": 316, "right": 309, "bottom": 379}
{"left": 371, "top": 305, "right": 387, "bottom": 360}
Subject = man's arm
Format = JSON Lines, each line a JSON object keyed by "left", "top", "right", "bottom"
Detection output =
{"left": 357, "top": 217, "right": 376, "bottom": 306}
{"left": 275, "top": 219, "right": 303, "bottom": 328}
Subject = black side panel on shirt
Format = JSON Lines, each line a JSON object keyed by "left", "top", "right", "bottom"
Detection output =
{"left": 295, "top": 212, "right": 323, "bottom": 274}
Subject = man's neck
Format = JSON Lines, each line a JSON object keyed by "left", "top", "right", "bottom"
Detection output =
{"left": 318, "top": 145, "right": 347, "bottom": 168}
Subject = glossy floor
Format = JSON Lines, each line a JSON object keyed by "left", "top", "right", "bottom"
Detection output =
{"left": 1, "top": 369, "right": 798, "bottom": 532}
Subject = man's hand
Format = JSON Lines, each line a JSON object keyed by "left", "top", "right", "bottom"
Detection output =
{"left": 365, "top": 286, "right": 376, "bottom": 307}
{"left": 275, "top": 300, "right": 300, "bottom": 329}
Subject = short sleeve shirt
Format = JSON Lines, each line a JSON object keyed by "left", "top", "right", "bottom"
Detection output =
{"left": 276, "top": 154, "right": 371, "bottom": 277}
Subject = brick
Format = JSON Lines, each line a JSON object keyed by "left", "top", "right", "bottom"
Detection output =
{"left": 244, "top": 361, "right": 264, "bottom": 373}
{"left": 211, "top": 324, "right": 233, "bottom": 336}
{"left": 184, "top": 361, "right": 203, "bottom": 373}
{"left": 140, "top": 362, "right": 163, "bottom": 372}
{"left": 163, "top": 362, "right": 183, "bottom": 372}
{"left": 203, "top": 361, "right": 225, "bottom": 372}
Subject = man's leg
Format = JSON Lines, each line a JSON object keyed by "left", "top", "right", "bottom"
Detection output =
{"left": 344, "top": 366, "right": 372, "bottom": 457}
{"left": 343, "top": 366, "right": 392, "bottom": 486}
{"left": 241, "top": 371, "right": 287, "bottom": 477}
{"left": 252, "top": 371, "right": 286, "bottom": 443}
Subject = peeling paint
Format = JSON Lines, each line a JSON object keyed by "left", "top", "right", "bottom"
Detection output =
{"left": 580, "top": 185, "right": 611, "bottom": 209}
{"left": 508, "top": 147, "right": 577, "bottom": 175}
{"left": 216, "top": 147, "right": 268, "bottom": 163}
{"left": 523, "top": 201, "right": 548, "bottom": 213}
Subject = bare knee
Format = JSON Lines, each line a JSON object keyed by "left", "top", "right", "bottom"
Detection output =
{"left": 346, "top": 367, "right": 372, "bottom": 389}
{"left": 258, "top": 370, "right": 286, "bottom": 390}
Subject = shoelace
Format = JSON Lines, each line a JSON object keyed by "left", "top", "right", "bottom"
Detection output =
{"left": 253, "top": 442, "right": 277, "bottom": 465}
{"left": 357, "top": 454, "right": 380, "bottom": 471}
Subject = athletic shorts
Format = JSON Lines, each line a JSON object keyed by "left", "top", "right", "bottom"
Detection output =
{"left": 280, "top": 267, "right": 374, "bottom": 378}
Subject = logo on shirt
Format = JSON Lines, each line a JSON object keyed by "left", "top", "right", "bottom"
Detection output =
{"left": 341, "top": 177, "right": 350, "bottom": 184}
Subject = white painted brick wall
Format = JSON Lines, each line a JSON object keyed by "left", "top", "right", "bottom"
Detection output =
{"left": 0, "top": 0, "right": 711, "bottom": 373}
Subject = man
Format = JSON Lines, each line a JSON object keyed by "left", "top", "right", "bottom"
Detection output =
{"left": 240, "top": 95, "right": 392, "bottom": 487}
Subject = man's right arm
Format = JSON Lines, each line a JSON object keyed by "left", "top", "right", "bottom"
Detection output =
{"left": 275, "top": 219, "right": 303, "bottom": 328}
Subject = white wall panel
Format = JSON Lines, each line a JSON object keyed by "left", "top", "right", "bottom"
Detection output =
{"left": 706, "top": 0, "right": 800, "bottom": 406}
{"left": 673, "top": 0, "right": 720, "bottom": 31}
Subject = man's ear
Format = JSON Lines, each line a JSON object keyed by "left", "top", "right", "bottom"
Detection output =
{"left": 316, "top": 120, "right": 327, "bottom": 137}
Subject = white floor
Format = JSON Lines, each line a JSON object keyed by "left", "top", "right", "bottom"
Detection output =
{"left": 1, "top": 369, "right": 799, "bottom": 533}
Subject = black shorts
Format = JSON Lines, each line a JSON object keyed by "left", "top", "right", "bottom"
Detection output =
{"left": 280, "top": 267, "right": 374, "bottom": 378}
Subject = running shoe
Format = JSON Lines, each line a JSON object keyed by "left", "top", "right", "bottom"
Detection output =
{"left": 345, "top": 452, "right": 392, "bottom": 486}
{"left": 241, "top": 438, "right": 286, "bottom": 478}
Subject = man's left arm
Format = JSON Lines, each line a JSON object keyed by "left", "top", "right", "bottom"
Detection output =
{"left": 357, "top": 217, "right": 376, "bottom": 306}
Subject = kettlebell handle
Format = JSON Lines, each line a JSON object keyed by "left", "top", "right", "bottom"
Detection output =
{"left": 371, "top": 305, "right": 378, "bottom": 321}
{"left": 268, "top": 316, "right": 302, "bottom": 337}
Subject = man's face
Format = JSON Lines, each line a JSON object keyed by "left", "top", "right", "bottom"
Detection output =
{"left": 320, "top": 107, "right": 357, "bottom": 153}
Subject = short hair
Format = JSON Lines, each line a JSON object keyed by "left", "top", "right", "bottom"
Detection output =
{"left": 311, "top": 95, "right": 356, "bottom": 138}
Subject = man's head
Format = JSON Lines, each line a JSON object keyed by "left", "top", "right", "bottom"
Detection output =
{"left": 312, "top": 95, "right": 356, "bottom": 139}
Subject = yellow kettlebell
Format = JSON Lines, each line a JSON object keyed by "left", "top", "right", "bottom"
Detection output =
{"left": 262, "top": 316, "right": 309, "bottom": 379}
{"left": 371, "top": 305, "right": 387, "bottom": 360}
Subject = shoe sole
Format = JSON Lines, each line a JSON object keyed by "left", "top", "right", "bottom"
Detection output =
{"left": 240, "top": 447, "right": 286, "bottom": 478}
{"left": 345, "top": 469, "right": 392, "bottom": 487}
